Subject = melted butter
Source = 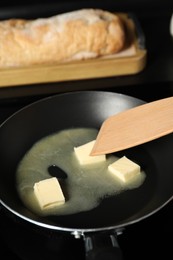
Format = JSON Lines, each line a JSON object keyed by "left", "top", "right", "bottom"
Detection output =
{"left": 16, "top": 128, "right": 146, "bottom": 216}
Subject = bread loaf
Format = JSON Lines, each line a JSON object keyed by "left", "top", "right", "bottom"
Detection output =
{"left": 0, "top": 9, "right": 126, "bottom": 68}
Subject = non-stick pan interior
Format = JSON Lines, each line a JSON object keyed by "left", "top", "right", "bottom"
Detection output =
{"left": 0, "top": 91, "right": 173, "bottom": 232}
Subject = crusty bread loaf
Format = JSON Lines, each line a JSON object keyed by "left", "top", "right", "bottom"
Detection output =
{"left": 0, "top": 9, "right": 126, "bottom": 68}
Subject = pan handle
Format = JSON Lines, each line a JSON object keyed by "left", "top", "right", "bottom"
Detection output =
{"left": 84, "top": 231, "right": 123, "bottom": 260}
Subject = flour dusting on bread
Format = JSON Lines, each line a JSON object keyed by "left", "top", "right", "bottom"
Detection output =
{"left": 0, "top": 9, "right": 126, "bottom": 67}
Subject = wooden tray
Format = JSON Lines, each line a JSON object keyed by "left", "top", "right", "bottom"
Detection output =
{"left": 0, "top": 13, "right": 147, "bottom": 88}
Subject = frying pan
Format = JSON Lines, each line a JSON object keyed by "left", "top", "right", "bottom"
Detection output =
{"left": 0, "top": 91, "right": 173, "bottom": 260}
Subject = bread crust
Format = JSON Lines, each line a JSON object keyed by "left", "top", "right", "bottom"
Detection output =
{"left": 0, "top": 9, "right": 126, "bottom": 67}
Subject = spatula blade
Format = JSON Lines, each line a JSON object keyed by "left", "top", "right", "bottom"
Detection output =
{"left": 91, "top": 96, "right": 173, "bottom": 155}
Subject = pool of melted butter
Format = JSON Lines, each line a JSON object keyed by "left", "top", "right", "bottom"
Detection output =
{"left": 16, "top": 128, "right": 146, "bottom": 216}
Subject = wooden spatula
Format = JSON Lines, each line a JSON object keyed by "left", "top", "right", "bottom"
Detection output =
{"left": 91, "top": 96, "right": 173, "bottom": 155}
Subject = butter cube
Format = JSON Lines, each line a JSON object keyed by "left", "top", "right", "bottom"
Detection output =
{"left": 108, "top": 156, "right": 140, "bottom": 183}
{"left": 34, "top": 177, "right": 65, "bottom": 210}
{"left": 74, "top": 140, "right": 106, "bottom": 165}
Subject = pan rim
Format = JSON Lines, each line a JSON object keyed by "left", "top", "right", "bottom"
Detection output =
{"left": 1, "top": 196, "right": 172, "bottom": 235}
{"left": 0, "top": 90, "right": 146, "bottom": 129}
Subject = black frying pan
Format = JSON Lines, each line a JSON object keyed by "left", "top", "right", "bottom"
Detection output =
{"left": 0, "top": 91, "right": 173, "bottom": 259}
